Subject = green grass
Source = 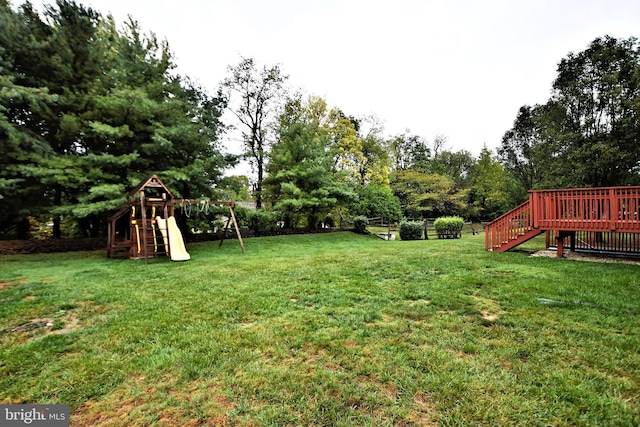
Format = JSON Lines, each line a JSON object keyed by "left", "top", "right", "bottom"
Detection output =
{"left": 1, "top": 232, "right": 639, "bottom": 426}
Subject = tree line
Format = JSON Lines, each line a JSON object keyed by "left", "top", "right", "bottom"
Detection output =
{"left": 2, "top": 1, "right": 639, "bottom": 239}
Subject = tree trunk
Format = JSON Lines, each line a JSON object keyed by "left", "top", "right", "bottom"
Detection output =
{"left": 53, "top": 186, "right": 62, "bottom": 238}
{"left": 16, "top": 217, "right": 30, "bottom": 240}
{"left": 255, "top": 161, "right": 263, "bottom": 209}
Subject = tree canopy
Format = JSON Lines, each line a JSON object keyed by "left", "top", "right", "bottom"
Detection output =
{"left": 500, "top": 36, "right": 640, "bottom": 191}
{"left": 264, "top": 96, "right": 356, "bottom": 228}
{"left": 3, "top": 1, "right": 638, "bottom": 240}
{"left": 221, "top": 57, "right": 287, "bottom": 209}
{"left": 0, "top": 0, "right": 227, "bottom": 237}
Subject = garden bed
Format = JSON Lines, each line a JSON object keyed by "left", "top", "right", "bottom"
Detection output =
{"left": 0, "top": 238, "right": 107, "bottom": 255}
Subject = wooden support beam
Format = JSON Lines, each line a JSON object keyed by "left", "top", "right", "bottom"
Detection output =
{"left": 140, "top": 191, "right": 148, "bottom": 264}
{"left": 228, "top": 204, "right": 245, "bottom": 254}
{"left": 556, "top": 231, "right": 564, "bottom": 258}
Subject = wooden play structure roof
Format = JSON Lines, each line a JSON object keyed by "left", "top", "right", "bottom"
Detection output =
{"left": 485, "top": 186, "right": 640, "bottom": 257}
{"left": 127, "top": 174, "right": 174, "bottom": 199}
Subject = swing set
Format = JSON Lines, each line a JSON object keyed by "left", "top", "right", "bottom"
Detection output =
{"left": 107, "top": 175, "right": 245, "bottom": 262}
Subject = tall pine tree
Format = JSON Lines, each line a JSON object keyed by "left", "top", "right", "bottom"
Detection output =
{"left": 0, "top": 1, "right": 228, "bottom": 238}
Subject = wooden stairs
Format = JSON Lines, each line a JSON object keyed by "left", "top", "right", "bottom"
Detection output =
{"left": 484, "top": 200, "right": 543, "bottom": 252}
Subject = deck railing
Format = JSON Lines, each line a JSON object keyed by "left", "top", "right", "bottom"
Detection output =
{"left": 530, "top": 186, "right": 640, "bottom": 232}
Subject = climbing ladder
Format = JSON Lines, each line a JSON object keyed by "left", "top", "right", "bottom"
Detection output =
{"left": 485, "top": 186, "right": 640, "bottom": 256}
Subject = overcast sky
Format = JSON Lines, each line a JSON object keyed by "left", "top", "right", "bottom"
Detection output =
{"left": 23, "top": 0, "right": 640, "bottom": 162}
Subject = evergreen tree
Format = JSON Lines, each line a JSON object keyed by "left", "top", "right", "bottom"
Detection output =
{"left": 467, "top": 146, "right": 516, "bottom": 220}
{"left": 0, "top": 1, "right": 228, "bottom": 237}
{"left": 264, "top": 121, "right": 355, "bottom": 229}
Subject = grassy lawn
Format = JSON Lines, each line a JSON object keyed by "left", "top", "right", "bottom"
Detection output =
{"left": 1, "top": 232, "right": 639, "bottom": 426}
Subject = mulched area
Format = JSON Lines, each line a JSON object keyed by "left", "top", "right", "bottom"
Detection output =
{"left": 0, "top": 228, "right": 345, "bottom": 256}
{"left": 0, "top": 238, "right": 107, "bottom": 256}
{"left": 531, "top": 250, "right": 640, "bottom": 265}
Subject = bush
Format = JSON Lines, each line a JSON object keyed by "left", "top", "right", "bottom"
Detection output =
{"left": 232, "top": 206, "right": 252, "bottom": 228}
{"left": 250, "top": 210, "right": 283, "bottom": 233}
{"left": 399, "top": 221, "right": 423, "bottom": 240}
{"left": 433, "top": 216, "right": 464, "bottom": 239}
{"left": 353, "top": 216, "right": 369, "bottom": 234}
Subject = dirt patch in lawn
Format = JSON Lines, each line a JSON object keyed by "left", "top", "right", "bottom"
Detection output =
{"left": 531, "top": 250, "right": 640, "bottom": 265}
{"left": 0, "top": 278, "right": 27, "bottom": 291}
{"left": 470, "top": 295, "right": 506, "bottom": 326}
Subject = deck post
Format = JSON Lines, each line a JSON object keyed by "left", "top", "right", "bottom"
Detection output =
{"left": 140, "top": 191, "right": 148, "bottom": 264}
{"left": 570, "top": 231, "right": 576, "bottom": 252}
{"left": 556, "top": 230, "right": 564, "bottom": 257}
{"left": 531, "top": 191, "right": 539, "bottom": 228}
{"left": 485, "top": 225, "right": 489, "bottom": 250}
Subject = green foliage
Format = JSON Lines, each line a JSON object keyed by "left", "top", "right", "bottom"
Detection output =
{"left": 391, "top": 170, "right": 467, "bottom": 219}
{"left": 265, "top": 115, "right": 356, "bottom": 229}
{"left": 249, "top": 209, "right": 283, "bottom": 233}
{"left": 500, "top": 36, "right": 640, "bottom": 190}
{"left": 216, "top": 175, "right": 252, "bottom": 201}
{"left": 352, "top": 184, "right": 401, "bottom": 221}
{"left": 389, "top": 132, "right": 431, "bottom": 171}
{"left": 433, "top": 216, "right": 464, "bottom": 239}
{"left": 398, "top": 220, "right": 423, "bottom": 240}
{"left": 0, "top": 1, "right": 228, "bottom": 238}
{"left": 432, "top": 149, "right": 475, "bottom": 187}
{"left": 330, "top": 112, "right": 391, "bottom": 187}
{"left": 499, "top": 105, "right": 552, "bottom": 192}
{"left": 468, "top": 146, "right": 519, "bottom": 220}
{"left": 222, "top": 57, "right": 288, "bottom": 209}
{"left": 353, "top": 215, "right": 369, "bottom": 233}
{"left": 231, "top": 206, "right": 252, "bottom": 228}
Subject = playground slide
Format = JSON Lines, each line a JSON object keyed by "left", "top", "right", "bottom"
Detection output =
{"left": 156, "top": 216, "right": 191, "bottom": 261}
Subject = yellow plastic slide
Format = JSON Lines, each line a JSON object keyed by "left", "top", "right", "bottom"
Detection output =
{"left": 155, "top": 216, "right": 191, "bottom": 261}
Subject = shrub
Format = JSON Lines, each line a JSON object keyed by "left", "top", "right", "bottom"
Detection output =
{"left": 353, "top": 216, "right": 369, "bottom": 234}
{"left": 399, "top": 221, "right": 423, "bottom": 240}
{"left": 433, "top": 216, "right": 464, "bottom": 239}
{"left": 250, "top": 210, "right": 283, "bottom": 233}
{"left": 232, "top": 206, "right": 252, "bottom": 228}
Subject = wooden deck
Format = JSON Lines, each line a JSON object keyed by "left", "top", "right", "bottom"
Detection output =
{"left": 485, "top": 186, "right": 640, "bottom": 256}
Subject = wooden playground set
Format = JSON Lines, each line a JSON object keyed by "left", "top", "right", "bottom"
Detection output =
{"left": 107, "top": 175, "right": 244, "bottom": 262}
{"left": 485, "top": 186, "right": 640, "bottom": 257}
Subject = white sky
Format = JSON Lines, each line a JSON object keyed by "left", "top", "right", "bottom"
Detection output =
{"left": 23, "top": 0, "right": 640, "bottom": 164}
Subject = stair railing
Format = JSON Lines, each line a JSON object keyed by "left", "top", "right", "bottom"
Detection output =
{"left": 484, "top": 200, "right": 532, "bottom": 251}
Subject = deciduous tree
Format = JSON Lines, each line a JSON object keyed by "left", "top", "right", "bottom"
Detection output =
{"left": 391, "top": 170, "right": 467, "bottom": 219}
{"left": 501, "top": 36, "right": 640, "bottom": 189}
{"left": 222, "top": 57, "right": 288, "bottom": 208}
{"left": 468, "top": 146, "right": 516, "bottom": 220}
